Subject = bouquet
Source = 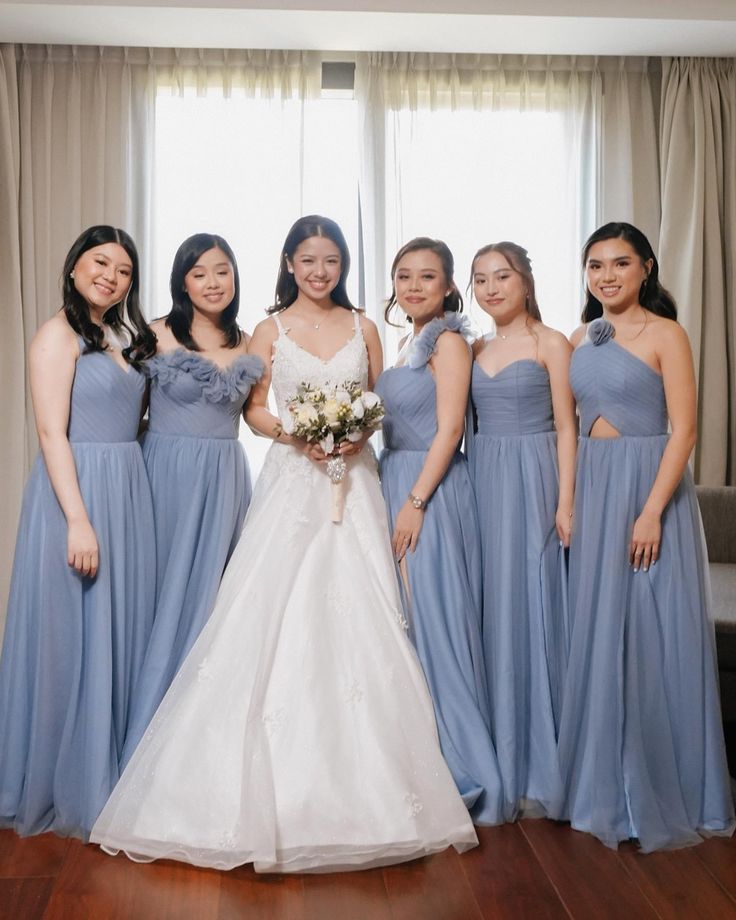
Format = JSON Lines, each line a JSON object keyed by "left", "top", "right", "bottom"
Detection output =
{"left": 286, "top": 380, "right": 385, "bottom": 522}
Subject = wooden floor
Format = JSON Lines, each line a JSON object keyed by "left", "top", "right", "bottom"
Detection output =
{"left": 1, "top": 822, "right": 735, "bottom": 920}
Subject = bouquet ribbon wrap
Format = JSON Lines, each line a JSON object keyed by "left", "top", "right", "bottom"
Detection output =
{"left": 326, "top": 455, "right": 347, "bottom": 523}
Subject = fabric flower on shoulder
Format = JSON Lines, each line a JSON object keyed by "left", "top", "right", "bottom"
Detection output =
{"left": 145, "top": 349, "right": 264, "bottom": 403}
{"left": 587, "top": 318, "right": 615, "bottom": 347}
{"left": 408, "top": 313, "right": 477, "bottom": 369}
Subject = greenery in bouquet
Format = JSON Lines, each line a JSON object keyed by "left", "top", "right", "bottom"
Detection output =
{"left": 286, "top": 379, "right": 385, "bottom": 455}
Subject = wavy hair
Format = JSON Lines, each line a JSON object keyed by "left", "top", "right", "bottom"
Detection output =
{"left": 581, "top": 222, "right": 678, "bottom": 322}
{"left": 61, "top": 225, "right": 155, "bottom": 366}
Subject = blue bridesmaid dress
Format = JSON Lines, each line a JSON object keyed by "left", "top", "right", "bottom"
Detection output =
{"left": 121, "top": 349, "right": 263, "bottom": 764}
{"left": 558, "top": 318, "right": 735, "bottom": 851}
{"left": 375, "top": 314, "right": 503, "bottom": 825}
{"left": 0, "top": 342, "right": 155, "bottom": 839}
{"left": 468, "top": 356, "right": 568, "bottom": 821}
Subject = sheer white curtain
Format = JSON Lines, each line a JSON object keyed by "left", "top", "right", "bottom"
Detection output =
{"left": 356, "top": 53, "right": 601, "bottom": 353}
{"left": 659, "top": 58, "right": 736, "bottom": 485}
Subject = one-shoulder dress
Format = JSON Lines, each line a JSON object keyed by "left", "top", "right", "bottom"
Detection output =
{"left": 375, "top": 314, "right": 504, "bottom": 825}
{"left": 91, "top": 311, "right": 477, "bottom": 872}
{"left": 0, "top": 343, "right": 155, "bottom": 839}
{"left": 469, "top": 357, "right": 568, "bottom": 821}
{"left": 121, "top": 350, "right": 263, "bottom": 764}
{"left": 558, "top": 318, "right": 735, "bottom": 851}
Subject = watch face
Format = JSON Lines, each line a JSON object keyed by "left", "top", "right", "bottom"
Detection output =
{"left": 412, "top": 496, "right": 422, "bottom": 509}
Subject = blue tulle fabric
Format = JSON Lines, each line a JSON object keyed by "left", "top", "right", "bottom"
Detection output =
{"left": 0, "top": 346, "right": 155, "bottom": 839}
{"left": 468, "top": 358, "right": 568, "bottom": 821}
{"left": 121, "top": 349, "right": 263, "bottom": 765}
{"left": 407, "top": 313, "right": 476, "bottom": 369}
{"left": 557, "top": 327, "right": 735, "bottom": 850}
{"left": 376, "top": 316, "right": 504, "bottom": 825}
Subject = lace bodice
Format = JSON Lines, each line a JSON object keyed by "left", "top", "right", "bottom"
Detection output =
{"left": 271, "top": 311, "right": 368, "bottom": 425}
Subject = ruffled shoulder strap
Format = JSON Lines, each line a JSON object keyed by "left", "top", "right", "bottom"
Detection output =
{"left": 407, "top": 312, "right": 475, "bottom": 369}
{"left": 145, "top": 349, "right": 264, "bottom": 404}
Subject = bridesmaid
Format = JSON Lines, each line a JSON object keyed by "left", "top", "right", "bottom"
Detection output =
{"left": 0, "top": 225, "right": 156, "bottom": 839}
{"left": 121, "top": 233, "right": 263, "bottom": 764}
{"left": 375, "top": 237, "right": 503, "bottom": 825}
{"left": 468, "top": 242, "right": 576, "bottom": 821}
{"left": 558, "top": 221, "right": 735, "bottom": 850}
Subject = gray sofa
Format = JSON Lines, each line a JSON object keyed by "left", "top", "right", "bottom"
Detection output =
{"left": 695, "top": 485, "right": 736, "bottom": 775}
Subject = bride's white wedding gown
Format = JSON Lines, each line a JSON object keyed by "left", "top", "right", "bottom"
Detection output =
{"left": 90, "top": 311, "right": 478, "bottom": 873}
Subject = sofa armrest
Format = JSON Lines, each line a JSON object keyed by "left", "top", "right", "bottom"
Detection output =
{"left": 696, "top": 485, "right": 736, "bottom": 564}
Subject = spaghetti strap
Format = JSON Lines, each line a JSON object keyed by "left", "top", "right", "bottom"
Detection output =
{"left": 273, "top": 314, "right": 286, "bottom": 335}
{"left": 352, "top": 310, "right": 361, "bottom": 332}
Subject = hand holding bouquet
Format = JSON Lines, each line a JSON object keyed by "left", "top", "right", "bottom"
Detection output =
{"left": 286, "top": 380, "right": 385, "bottom": 522}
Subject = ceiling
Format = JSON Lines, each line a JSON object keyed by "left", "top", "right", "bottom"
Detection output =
{"left": 1, "top": 0, "right": 736, "bottom": 56}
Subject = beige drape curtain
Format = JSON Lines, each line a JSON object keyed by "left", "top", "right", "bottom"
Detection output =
{"left": 0, "top": 46, "right": 24, "bottom": 640}
{"left": 0, "top": 45, "right": 319, "bottom": 636}
{"left": 658, "top": 58, "right": 736, "bottom": 485}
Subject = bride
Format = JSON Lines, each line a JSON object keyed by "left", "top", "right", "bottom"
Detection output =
{"left": 91, "top": 216, "right": 478, "bottom": 873}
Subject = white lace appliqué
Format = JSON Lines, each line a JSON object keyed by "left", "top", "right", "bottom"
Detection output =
{"left": 404, "top": 793, "right": 424, "bottom": 817}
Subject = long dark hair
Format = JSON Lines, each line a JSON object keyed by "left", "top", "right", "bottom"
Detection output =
{"left": 581, "top": 222, "right": 678, "bottom": 322}
{"left": 62, "top": 225, "right": 155, "bottom": 366}
{"left": 469, "top": 241, "right": 542, "bottom": 322}
{"left": 385, "top": 237, "right": 463, "bottom": 326}
{"left": 166, "top": 233, "right": 242, "bottom": 350}
{"left": 269, "top": 215, "right": 355, "bottom": 313}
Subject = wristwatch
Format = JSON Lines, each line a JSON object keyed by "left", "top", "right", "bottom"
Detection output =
{"left": 409, "top": 492, "right": 426, "bottom": 510}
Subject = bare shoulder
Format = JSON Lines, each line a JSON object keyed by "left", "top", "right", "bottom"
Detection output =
{"left": 31, "top": 313, "right": 78, "bottom": 358}
{"left": 569, "top": 324, "right": 587, "bottom": 348}
{"left": 150, "top": 318, "right": 177, "bottom": 352}
{"left": 472, "top": 334, "right": 488, "bottom": 358}
{"left": 537, "top": 324, "right": 572, "bottom": 358}
{"left": 650, "top": 315, "right": 688, "bottom": 346}
{"left": 357, "top": 312, "right": 380, "bottom": 340}
{"left": 435, "top": 326, "right": 472, "bottom": 360}
{"left": 251, "top": 315, "right": 280, "bottom": 344}
{"left": 233, "top": 328, "right": 251, "bottom": 354}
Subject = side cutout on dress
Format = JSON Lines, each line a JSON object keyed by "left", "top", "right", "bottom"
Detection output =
{"left": 589, "top": 416, "right": 621, "bottom": 438}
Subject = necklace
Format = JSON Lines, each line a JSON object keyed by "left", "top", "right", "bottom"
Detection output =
{"left": 496, "top": 324, "right": 530, "bottom": 340}
{"left": 295, "top": 311, "right": 328, "bottom": 330}
{"left": 612, "top": 309, "right": 649, "bottom": 341}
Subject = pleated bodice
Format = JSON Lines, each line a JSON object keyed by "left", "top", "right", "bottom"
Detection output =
{"left": 376, "top": 367, "right": 439, "bottom": 452}
{"left": 145, "top": 350, "right": 264, "bottom": 440}
{"left": 471, "top": 360, "right": 554, "bottom": 437}
{"left": 68, "top": 347, "right": 145, "bottom": 443}
{"left": 570, "top": 320, "right": 667, "bottom": 437}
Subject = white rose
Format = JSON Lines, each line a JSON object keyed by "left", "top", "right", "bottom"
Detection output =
{"left": 323, "top": 398, "right": 341, "bottom": 425}
{"left": 362, "top": 391, "right": 381, "bottom": 409}
{"left": 347, "top": 430, "right": 363, "bottom": 442}
{"left": 295, "top": 404, "right": 318, "bottom": 426}
{"left": 351, "top": 397, "right": 365, "bottom": 419}
{"left": 335, "top": 388, "right": 351, "bottom": 405}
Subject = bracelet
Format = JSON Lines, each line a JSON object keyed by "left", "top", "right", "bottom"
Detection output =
{"left": 408, "top": 492, "right": 426, "bottom": 510}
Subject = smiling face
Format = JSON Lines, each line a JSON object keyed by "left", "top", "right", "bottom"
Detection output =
{"left": 472, "top": 250, "right": 528, "bottom": 325}
{"left": 287, "top": 235, "right": 342, "bottom": 304}
{"left": 585, "top": 238, "right": 653, "bottom": 314}
{"left": 184, "top": 246, "right": 235, "bottom": 319}
{"left": 72, "top": 243, "right": 133, "bottom": 315}
{"left": 393, "top": 249, "right": 449, "bottom": 325}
